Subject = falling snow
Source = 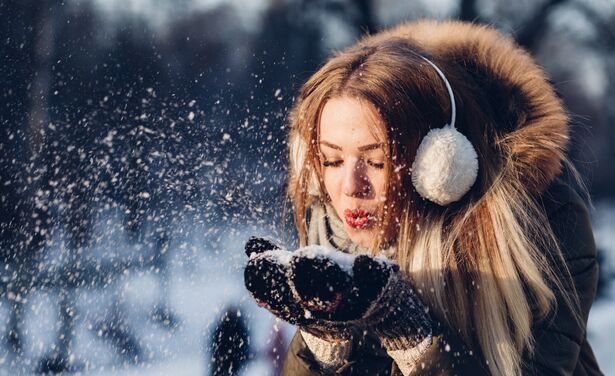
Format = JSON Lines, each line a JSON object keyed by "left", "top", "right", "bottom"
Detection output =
{"left": 1, "top": 0, "right": 615, "bottom": 374}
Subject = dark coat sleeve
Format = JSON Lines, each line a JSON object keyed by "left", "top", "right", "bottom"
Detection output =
{"left": 523, "top": 181, "right": 602, "bottom": 375}
{"left": 404, "top": 321, "right": 490, "bottom": 376}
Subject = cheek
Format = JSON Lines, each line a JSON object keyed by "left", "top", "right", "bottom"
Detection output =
{"left": 322, "top": 170, "right": 348, "bottom": 221}
{"left": 322, "top": 170, "right": 342, "bottom": 200}
{"left": 369, "top": 171, "right": 387, "bottom": 200}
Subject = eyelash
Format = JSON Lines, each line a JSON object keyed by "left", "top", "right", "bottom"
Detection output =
{"left": 321, "top": 160, "right": 385, "bottom": 169}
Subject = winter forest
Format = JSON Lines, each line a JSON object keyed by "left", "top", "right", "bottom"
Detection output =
{"left": 1, "top": 0, "right": 615, "bottom": 374}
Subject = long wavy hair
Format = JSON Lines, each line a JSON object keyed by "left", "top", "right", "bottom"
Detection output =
{"left": 286, "top": 21, "right": 581, "bottom": 376}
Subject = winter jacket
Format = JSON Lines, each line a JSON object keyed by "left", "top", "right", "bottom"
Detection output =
{"left": 281, "top": 177, "right": 602, "bottom": 375}
{"left": 281, "top": 19, "right": 603, "bottom": 375}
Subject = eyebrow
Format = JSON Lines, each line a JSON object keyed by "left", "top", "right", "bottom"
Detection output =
{"left": 320, "top": 141, "right": 383, "bottom": 152}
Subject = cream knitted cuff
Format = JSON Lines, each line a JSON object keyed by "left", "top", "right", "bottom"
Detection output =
{"left": 386, "top": 335, "right": 433, "bottom": 376}
{"left": 300, "top": 330, "right": 352, "bottom": 371}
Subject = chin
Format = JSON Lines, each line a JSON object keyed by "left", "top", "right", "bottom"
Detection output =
{"left": 346, "top": 228, "right": 376, "bottom": 249}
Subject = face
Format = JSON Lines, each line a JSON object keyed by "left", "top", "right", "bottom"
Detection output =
{"left": 318, "top": 96, "right": 389, "bottom": 249}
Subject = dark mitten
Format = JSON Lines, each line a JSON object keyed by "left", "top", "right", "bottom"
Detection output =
{"left": 243, "top": 237, "right": 305, "bottom": 324}
{"left": 244, "top": 236, "right": 282, "bottom": 257}
{"left": 243, "top": 238, "right": 353, "bottom": 341}
{"left": 288, "top": 246, "right": 432, "bottom": 351}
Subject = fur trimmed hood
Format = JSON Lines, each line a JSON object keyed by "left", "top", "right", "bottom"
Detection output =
{"left": 368, "top": 20, "right": 570, "bottom": 194}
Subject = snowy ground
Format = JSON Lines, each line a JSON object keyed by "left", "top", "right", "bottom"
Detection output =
{"left": 586, "top": 199, "right": 615, "bottom": 375}
{"left": 1, "top": 201, "right": 614, "bottom": 375}
{"left": 588, "top": 284, "right": 615, "bottom": 374}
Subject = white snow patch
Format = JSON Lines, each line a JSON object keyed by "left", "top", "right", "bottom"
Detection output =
{"left": 293, "top": 245, "right": 356, "bottom": 274}
{"left": 258, "top": 249, "right": 293, "bottom": 266}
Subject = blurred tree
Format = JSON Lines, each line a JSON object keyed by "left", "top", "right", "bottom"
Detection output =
{"left": 266, "top": 323, "right": 288, "bottom": 376}
{"left": 459, "top": 0, "right": 482, "bottom": 23}
{"left": 0, "top": 0, "right": 613, "bottom": 372}
{"left": 0, "top": 0, "right": 55, "bottom": 358}
{"left": 226, "top": 0, "right": 323, "bottom": 229}
{"left": 209, "top": 307, "right": 251, "bottom": 376}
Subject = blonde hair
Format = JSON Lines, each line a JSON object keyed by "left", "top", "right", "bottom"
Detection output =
{"left": 286, "top": 21, "right": 581, "bottom": 376}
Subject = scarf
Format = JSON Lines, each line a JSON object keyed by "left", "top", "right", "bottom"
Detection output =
{"left": 306, "top": 200, "right": 396, "bottom": 259}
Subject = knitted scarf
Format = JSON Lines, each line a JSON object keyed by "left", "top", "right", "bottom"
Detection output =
{"left": 306, "top": 200, "right": 396, "bottom": 259}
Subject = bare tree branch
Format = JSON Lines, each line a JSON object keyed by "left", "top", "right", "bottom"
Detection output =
{"left": 516, "top": 0, "right": 570, "bottom": 52}
{"left": 459, "top": 0, "right": 482, "bottom": 23}
{"left": 571, "top": 1, "right": 615, "bottom": 49}
{"left": 355, "top": 0, "right": 376, "bottom": 35}
{"left": 320, "top": 0, "right": 376, "bottom": 36}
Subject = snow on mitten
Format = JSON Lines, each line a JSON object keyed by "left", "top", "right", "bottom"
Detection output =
{"left": 244, "top": 236, "right": 282, "bottom": 257}
{"left": 243, "top": 238, "right": 354, "bottom": 341}
{"left": 244, "top": 237, "right": 305, "bottom": 325}
{"left": 288, "top": 246, "right": 433, "bottom": 351}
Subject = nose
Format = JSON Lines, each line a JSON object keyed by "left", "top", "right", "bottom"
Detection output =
{"left": 342, "top": 157, "right": 372, "bottom": 198}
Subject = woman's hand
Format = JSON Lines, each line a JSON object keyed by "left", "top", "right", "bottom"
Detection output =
{"left": 244, "top": 237, "right": 432, "bottom": 349}
{"left": 244, "top": 237, "right": 355, "bottom": 341}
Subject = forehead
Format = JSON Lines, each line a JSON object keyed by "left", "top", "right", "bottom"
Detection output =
{"left": 318, "top": 96, "right": 386, "bottom": 146}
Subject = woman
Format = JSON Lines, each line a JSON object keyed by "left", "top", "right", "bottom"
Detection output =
{"left": 243, "top": 20, "right": 603, "bottom": 375}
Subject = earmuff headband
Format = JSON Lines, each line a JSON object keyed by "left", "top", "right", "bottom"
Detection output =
{"left": 410, "top": 55, "right": 479, "bottom": 205}
{"left": 418, "top": 56, "right": 456, "bottom": 128}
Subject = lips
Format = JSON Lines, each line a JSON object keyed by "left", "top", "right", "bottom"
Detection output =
{"left": 344, "top": 208, "right": 374, "bottom": 229}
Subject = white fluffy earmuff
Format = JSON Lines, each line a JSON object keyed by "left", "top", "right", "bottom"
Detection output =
{"left": 410, "top": 56, "right": 478, "bottom": 205}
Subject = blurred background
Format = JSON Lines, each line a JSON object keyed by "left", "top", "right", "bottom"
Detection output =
{"left": 1, "top": 0, "right": 614, "bottom": 374}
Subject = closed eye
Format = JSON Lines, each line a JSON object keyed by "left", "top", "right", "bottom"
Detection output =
{"left": 322, "top": 160, "right": 384, "bottom": 169}
{"left": 322, "top": 160, "right": 343, "bottom": 167}
{"left": 367, "top": 161, "right": 385, "bottom": 169}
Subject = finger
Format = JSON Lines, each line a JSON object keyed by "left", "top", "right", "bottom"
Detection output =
{"left": 245, "top": 236, "right": 283, "bottom": 257}
{"left": 352, "top": 255, "right": 394, "bottom": 302}
{"left": 289, "top": 255, "right": 352, "bottom": 315}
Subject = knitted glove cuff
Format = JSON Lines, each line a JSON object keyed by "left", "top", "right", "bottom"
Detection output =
{"left": 300, "top": 330, "right": 352, "bottom": 371}
{"left": 367, "top": 275, "right": 433, "bottom": 351}
{"left": 300, "top": 320, "right": 353, "bottom": 342}
{"left": 386, "top": 335, "right": 433, "bottom": 375}
{"left": 380, "top": 332, "right": 433, "bottom": 352}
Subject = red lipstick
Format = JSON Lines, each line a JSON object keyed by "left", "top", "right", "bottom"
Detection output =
{"left": 344, "top": 208, "right": 373, "bottom": 229}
